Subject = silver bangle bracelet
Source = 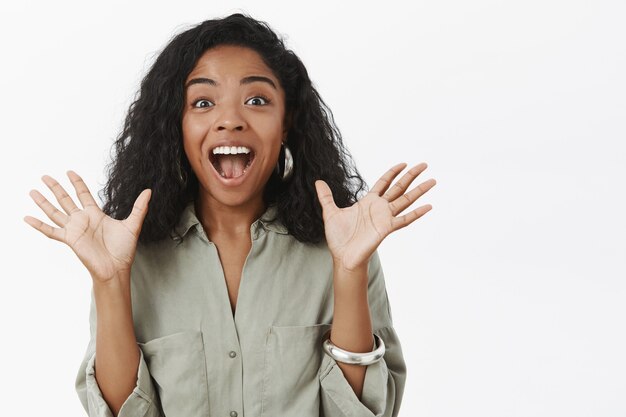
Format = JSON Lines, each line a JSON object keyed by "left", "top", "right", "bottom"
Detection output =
{"left": 321, "top": 329, "right": 385, "bottom": 366}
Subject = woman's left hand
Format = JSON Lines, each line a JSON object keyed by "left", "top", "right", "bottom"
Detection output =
{"left": 315, "top": 162, "right": 436, "bottom": 272}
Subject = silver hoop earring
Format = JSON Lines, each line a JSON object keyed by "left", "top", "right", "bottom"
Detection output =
{"left": 275, "top": 142, "right": 293, "bottom": 181}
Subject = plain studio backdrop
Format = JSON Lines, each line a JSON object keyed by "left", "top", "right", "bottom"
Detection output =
{"left": 2, "top": 1, "right": 624, "bottom": 416}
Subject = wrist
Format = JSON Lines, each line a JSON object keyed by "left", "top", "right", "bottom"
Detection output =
{"left": 92, "top": 272, "right": 131, "bottom": 296}
{"left": 332, "top": 258, "right": 368, "bottom": 275}
{"left": 333, "top": 262, "right": 368, "bottom": 290}
{"left": 91, "top": 267, "right": 130, "bottom": 285}
{"left": 93, "top": 275, "right": 133, "bottom": 315}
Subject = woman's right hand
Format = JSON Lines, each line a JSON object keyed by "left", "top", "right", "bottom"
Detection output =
{"left": 24, "top": 170, "right": 152, "bottom": 284}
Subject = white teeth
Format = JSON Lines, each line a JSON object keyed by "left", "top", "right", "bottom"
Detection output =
{"left": 212, "top": 146, "right": 251, "bottom": 155}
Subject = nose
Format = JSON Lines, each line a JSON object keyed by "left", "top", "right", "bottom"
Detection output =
{"left": 214, "top": 101, "right": 247, "bottom": 132}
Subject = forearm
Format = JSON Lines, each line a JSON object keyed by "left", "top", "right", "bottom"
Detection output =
{"left": 93, "top": 274, "right": 140, "bottom": 417}
{"left": 330, "top": 262, "right": 374, "bottom": 400}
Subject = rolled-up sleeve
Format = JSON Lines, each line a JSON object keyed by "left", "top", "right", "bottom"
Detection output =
{"left": 318, "top": 251, "right": 407, "bottom": 417}
{"left": 75, "top": 288, "right": 162, "bottom": 417}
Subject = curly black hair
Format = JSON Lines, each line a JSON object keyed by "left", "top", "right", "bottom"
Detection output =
{"left": 99, "top": 12, "right": 368, "bottom": 244}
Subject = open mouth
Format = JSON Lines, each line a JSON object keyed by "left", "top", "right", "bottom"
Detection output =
{"left": 208, "top": 145, "right": 256, "bottom": 180}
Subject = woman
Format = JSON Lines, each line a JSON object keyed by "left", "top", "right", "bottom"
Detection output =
{"left": 24, "top": 13, "right": 436, "bottom": 417}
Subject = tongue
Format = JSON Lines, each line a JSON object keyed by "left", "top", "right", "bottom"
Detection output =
{"left": 217, "top": 154, "right": 248, "bottom": 178}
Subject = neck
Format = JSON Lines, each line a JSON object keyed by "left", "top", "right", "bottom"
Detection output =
{"left": 194, "top": 193, "right": 266, "bottom": 240}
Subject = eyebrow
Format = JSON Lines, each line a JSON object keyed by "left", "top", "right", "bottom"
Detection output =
{"left": 185, "top": 75, "right": 277, "bottom": 90}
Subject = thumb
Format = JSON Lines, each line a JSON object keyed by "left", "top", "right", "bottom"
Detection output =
{"left": 315, "top": 180, "right": 339, "bottom": 218}
{"left": 123, "top": 189, "right": 152, "bottom": 234}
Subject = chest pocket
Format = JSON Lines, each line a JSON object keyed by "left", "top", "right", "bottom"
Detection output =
{"left": 261, "top": 323, "right": 332, "bottom": 417}
{"left": 138, "top": 330, "right": 210, "bottom": 417}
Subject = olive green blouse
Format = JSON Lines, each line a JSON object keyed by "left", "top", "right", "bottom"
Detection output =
{"left": 74, "top": 201, "right": 407, "bottom": 417}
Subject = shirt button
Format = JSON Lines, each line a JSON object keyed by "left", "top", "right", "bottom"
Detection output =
{"left": 230, "top": 411, "right": 238, "bottom": 417}
{"left": 229, "top": 351, "right": 237, "bottom": 358}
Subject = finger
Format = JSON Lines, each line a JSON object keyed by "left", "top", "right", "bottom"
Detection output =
{"left": 368, "top": 163, "right": 408, "bottom": 196}
{"left": 123, "top": 189, "right": 152, "bottom": 234}
{"left": 315, "top": 180, "right": 339, "bottom": 218}
{"left": 67, "top": 170, "right": 100, "bottom": 209}
{"left": 41, "top": 174, "right": 80, "bottom": 215}
{"left": 390, "top": 204, "right": 433, "bottom": 232}
{"left": 23, "top": 215, "right": 65, "bottom": 242}
{"left": 28, "top": 189, "right": 69, "bottom": 227}
{"left": 389, "top": 178, "right": 437, "bottom": 216}
{"left": 382, "top": 162, "right": 428, "bottom": 201}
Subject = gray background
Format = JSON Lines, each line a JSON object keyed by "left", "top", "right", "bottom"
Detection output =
{"left": 3, "top": 0, "right": 625, "bottom": 415}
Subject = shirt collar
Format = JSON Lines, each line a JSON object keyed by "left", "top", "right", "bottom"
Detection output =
{"left": 170, "top": 201, "right": 288, "bottom": 242}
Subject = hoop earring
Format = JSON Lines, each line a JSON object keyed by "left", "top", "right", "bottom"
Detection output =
{"left": 275, "top": 142, "right": 293, "bottom": 181}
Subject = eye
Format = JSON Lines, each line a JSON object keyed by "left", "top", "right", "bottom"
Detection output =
{"left": 192, "top": 99, "right": 214, "bottom": 108}
{"left": 245, "top": 95, "right": 271, "bottom": 106}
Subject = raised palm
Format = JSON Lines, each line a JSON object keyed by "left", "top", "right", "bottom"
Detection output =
{"left": 24, "top": 171, "right": 151, "bottom": 283}
{"left": 315, "top": 162, "right": 436, "bottom": 271}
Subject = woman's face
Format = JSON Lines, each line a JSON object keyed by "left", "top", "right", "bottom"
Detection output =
{"left": 182, "top": 44, "right": 287, "bottom": 209}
